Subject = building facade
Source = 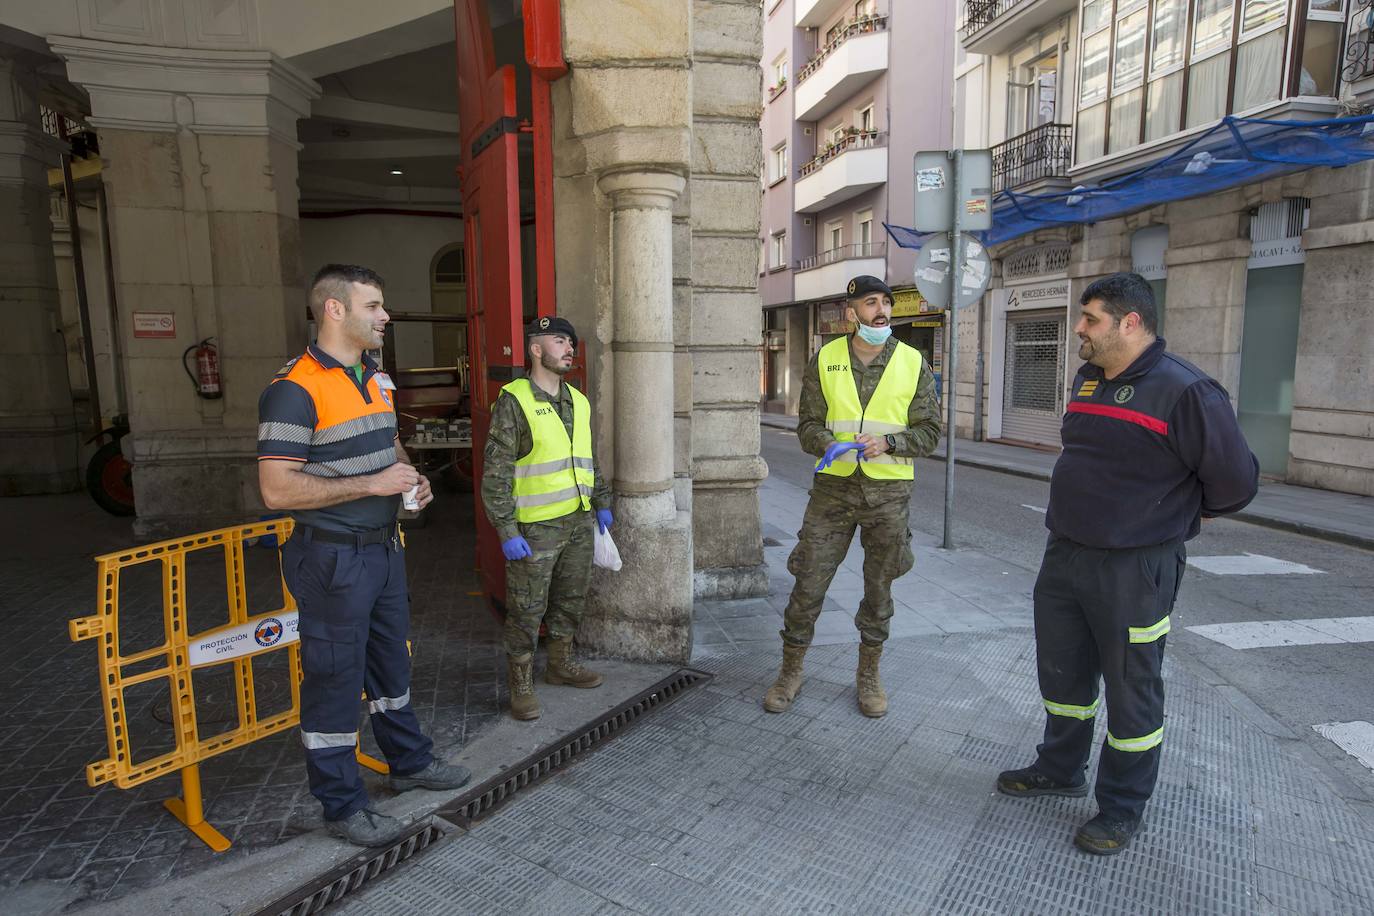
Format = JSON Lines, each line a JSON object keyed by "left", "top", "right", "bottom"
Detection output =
{"left": 956, "top": 0, "right": 1374, "bottom": 496}
{"left": 759, "top": 0, "right": 956, "bottom": 415}
{"left": 0, "top": 0, "right": 770, "bottom": 662}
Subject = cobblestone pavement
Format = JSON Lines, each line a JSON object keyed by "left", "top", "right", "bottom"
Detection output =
{"left": 336, "top": 633, "right": 1374, "bottom": 914}
{"left": 0, "top": 489, "right": 505, "bottom": 908}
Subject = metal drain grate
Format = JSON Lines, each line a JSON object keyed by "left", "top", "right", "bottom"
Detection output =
{"left": 250, "top": 667, "right": 711, "bottom": 916}
{"left": 252, "top": 822, "right": 446, "bottom": 916}
{"left": 437, "top": 666, "right": 711, "bottom": 827}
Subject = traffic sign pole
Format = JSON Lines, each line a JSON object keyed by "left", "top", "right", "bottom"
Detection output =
{"left": 943, "top": 150, "right": 962, "bottom": 551}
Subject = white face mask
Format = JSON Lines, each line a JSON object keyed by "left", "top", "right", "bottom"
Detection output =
{"left": 855, "top": 321, "right": 892, "bottom": 345}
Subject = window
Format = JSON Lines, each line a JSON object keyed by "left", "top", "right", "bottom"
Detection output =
{"left": 1145, "top": 71, "right": 1184, "bottom": 140}
{"left": 1193, "top": 0, "right": 1236, "bottom": 58}
{"left": 1113, "top": 9, "right": 1149, "bottom": 90}
{"left": 1078, "top": 103, "right": 1107, "bottom": 161}
{"left": 1240, "top": 0, "right": 1286, "bottom": 34}
{"left": 1082, "top": 0, "right": 1110, "bottom": 35}
{"left": 770, "top": 143, "right": 788, "bottom": 184}
{"left": 771, "top": 231, "right": 787, "bottom": 270}
{"left": 1109, "top": 89, "right": 1144, "bottom": 151}
{"left": 1234, "top": 28, "right": 1286, "bottom": 110}
{"left": 828, "top": 124, "right": 847, "bottom": 146}
{"left": 1151, "top": 0, "right": 1188, "bottom": 73}
{"left": 854, "top": 0, "right": 876, "bottom": 17}
{"left": 1011, "top": 49, "right": 1059, "bottom": 135}
{"left": 858, "top": 105, "right": 874, "bottom": 132}
{"left": 1081, "top": 30, "right": 1111, "bottom": 105}
{"left": 857, "top": 210, "right": 873, "bottom": 251}
{"left": 1186, "top": 50, "right": 1231, "bottom": 125}
{"left": 826, "top": 221, "right": 843, "bottom": 252}
{"left": 1297, "top": 0, "right": 1349, "bottom": 97}
{"left": 433, "top": 247, "right": 466, "bottom": 285}
{"left": 771, "top": 53, "right": 788, "bottom": 93}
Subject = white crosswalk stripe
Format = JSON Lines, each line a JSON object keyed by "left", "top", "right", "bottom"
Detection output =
{"left": 1186, "top": 553, "right": 1324, "bottom": 576}
{"left": 1187, "top": 616, "right": 1374, "bottom": 649}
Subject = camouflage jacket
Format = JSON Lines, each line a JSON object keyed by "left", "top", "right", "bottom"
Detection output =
{"left": 481, "top": 376, "right": 612, "bottom": 543}
{"left": 796, "top": 335, "right": 943, "bottom": 505}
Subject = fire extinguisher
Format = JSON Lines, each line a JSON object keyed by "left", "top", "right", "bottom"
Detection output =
{"left": 182, "top": 337, "right": 222, "bottom": 399}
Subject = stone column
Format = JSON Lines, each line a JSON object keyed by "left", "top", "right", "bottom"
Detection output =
{"left": 0, "top": 56, "right": 80, "bottom": 495}
{"left": 576, "top": 169, "right": 694, "bottom": 661}
{"left": 688, "top": 0, "right": 768, "bottom": 599}
{"left": 51, "top": 37, "right": 318, "bottom": 536}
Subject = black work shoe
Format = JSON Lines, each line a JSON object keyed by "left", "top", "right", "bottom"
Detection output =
{"left": 1074, "top": 813, "right": 1140, "bottom": 856}
{"left": 996, "top": 766, "right": 1089, "bottom": 798}
{"left": 326, "top": 808, "right": 407, "bottom": 847}
{"left": 389, "top": 759, "right": 472, "bottom": 793}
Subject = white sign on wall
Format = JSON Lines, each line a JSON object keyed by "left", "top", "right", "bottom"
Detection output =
{"left": 1131, "top": 225, "right": 1169, "bottom": 280}
{"left": 1005, "top": 278, "right": 1069, "bottom": 311}
{"left": 1249, "top": 237, "right": 1305, "bottom": 269}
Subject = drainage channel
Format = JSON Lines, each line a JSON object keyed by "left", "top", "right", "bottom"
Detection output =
{"left": 252, "top": 667, "right": 712, "bottom": 916}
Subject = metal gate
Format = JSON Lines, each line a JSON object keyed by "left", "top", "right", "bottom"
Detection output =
{"left": 1001, "top": 310, "right": 1065, "bottom": 446}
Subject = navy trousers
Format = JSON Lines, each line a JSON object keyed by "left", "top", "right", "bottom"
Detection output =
{"left": 282, "top": 527, "right": 433, "bottom": 821}
{"left": 1031, "top": 535, "right": 1186, "bottom": 822}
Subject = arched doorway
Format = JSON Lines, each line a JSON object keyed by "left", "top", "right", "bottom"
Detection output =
{"left": 430, "top": 243, "right": 467, "bottom": 389}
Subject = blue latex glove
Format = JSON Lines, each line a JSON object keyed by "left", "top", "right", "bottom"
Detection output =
{"left": 596, "top": 509, "right": 613, "bottom": 534}
{"left": 502, "top": 535, "right": 532, "bottom": 561}
{"left": 815, "top": 441, "right": 865, "bottom": 472}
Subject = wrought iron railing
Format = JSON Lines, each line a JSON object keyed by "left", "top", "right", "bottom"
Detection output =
{"left": 991, "top": 123, "right": 1072, "bottom": 192}
{"left": 796, "top": 15, "right": 888, "bottom": 85}
{"left": 797, "top": 241, "right": 886, "bottom": 272}
{"left": 1344, "top": 0, "right": 1374, "bottom": 84}
{"left": 963, "top": 0, "right": 1025, "bottom": 34}
{"left": 798, "top": 130, "right": 886, "bottom": 178}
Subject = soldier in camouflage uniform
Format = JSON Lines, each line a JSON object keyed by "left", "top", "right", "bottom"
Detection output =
{"left": 764, "top": 275, "right": 942, "bottom": 717}
{"left": 482, "top": 316, "right": 613, "bottom": 721}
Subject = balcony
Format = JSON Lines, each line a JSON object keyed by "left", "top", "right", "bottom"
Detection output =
{"left": 991, "top": 123, "right": 1072, "bottom": 193}
{"left": 795, "top": 130, "right": 887, "bottom": 212}
{"left": 795, "top": 0, "right": 849, "bottom": 28}
{"left": 794, "top": 16, "right": 888, "bottom": 122}
{"left": 795, "top": 242, "right": 886, "bottom": 302}
{"left": 961, "top": 0, "right": 1076, "bottom": 55}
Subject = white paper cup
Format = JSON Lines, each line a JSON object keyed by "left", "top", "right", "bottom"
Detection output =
{"left": 403, "top": 485, "right": 420, "bottom": 511}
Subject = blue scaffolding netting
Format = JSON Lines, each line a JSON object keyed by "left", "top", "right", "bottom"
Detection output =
{"left": 886, "top": 113, "right": 1374, "bottom": 251}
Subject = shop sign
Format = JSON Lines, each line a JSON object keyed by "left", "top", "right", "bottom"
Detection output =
{"left": 1005, "top": 279, "right": 1069, "bottom": 311}
{"left": 1249, "top": 237, "right": 1304, "bottom": 269}
{"left": 891, "top": 289, "right": 922, "bottom": 318}
{"left": 816, "top": 301, "right": 853, "bottom": 335}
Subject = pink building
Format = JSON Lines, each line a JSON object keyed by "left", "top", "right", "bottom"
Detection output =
{"left": 760, "top": 0, "right": 956, "bottom": 414}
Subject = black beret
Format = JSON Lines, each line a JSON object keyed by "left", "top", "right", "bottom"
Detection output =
{"left": 846, "top": 275, "right": 892, "bottom": 300}
{"left": 525, "top": 315, "right": 578, "bottom": 347}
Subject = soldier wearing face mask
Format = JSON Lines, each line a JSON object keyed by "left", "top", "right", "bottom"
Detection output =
{"left": 763, "top": 275, "right": 942, "bottom": 718}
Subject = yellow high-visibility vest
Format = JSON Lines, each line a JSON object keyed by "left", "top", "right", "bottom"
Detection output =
{"left": 816, "top": 336, "right": 920, "bottom": 480}
{"left": 502, "top": 378, "right": 595, "bottom": 522}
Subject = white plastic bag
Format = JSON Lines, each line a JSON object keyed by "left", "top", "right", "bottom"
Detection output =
{"left": 593, "top": 526, "right": 623, "bottom": 571}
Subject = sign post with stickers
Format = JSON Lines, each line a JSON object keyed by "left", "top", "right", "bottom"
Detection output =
{"left": 913, "top": 148, "right": 993, "bottom": 550}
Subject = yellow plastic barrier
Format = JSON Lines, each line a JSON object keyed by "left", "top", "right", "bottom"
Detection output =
{"left": 70, "top": 518, "right": 392, "bottom": 851}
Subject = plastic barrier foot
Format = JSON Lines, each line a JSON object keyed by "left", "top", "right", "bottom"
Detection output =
{"left": 164, "top": 764, "right": 231, "bottom": 852}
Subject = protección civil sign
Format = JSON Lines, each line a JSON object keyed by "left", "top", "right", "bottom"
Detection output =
{"left": 188, "top": 612, "right": 299, "bottom": 668}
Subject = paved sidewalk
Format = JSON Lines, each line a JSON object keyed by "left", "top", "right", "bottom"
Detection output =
{"left": 762, "top": 411, "right": 1374, "bottom": 550}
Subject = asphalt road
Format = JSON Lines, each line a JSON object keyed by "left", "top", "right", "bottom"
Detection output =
{"left": 762, "top": 427, "right": 1374, "bottom": 811}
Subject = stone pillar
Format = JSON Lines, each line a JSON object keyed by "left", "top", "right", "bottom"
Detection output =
{"left": 0, "top": 56, "right": 80, "bottom": 495}
{"left": 576, "top": 170, "right": 694, "bottom": 661}
{"left": 688, "top": 0, "right": 768, "bottom": 599}
{"left": 51, "top": 37, "right": 318, "bottom": 536}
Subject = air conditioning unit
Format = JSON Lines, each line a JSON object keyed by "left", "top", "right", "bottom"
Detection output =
{"left": 802, "top": 217, "right": 812, "bottom": 225}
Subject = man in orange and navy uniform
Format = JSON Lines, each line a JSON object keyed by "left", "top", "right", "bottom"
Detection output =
{"left": 258, "top": 264, "right": 470, "bottom": 847}
{"left": 997, "top": 272, "right": 1258, "bottom": 856}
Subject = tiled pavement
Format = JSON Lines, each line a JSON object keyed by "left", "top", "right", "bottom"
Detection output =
{"left": 0, "top": 488, "right": 507, "bottom": 907}
{"left": 335, "top": 634, "right": 1374, "bottom": 914}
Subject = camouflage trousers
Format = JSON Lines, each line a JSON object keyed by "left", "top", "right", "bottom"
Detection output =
{"left": 781, "top": 485, "right": 914, "bottom": 648}
{"left": 503, "top": 509, "right": 595, "bottom": 655}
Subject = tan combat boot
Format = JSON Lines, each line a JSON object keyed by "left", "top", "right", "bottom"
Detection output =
{"left": 856, "top": 642, "right": 888, "bottom": 717}
{"left": 544, "top": 636, "right": 603, "bottom": 688}
{"left": 507, "top": 653, "right": 541, "bottom": 720}
{"left": 763, "top": 644, "right": 807, "bottom": 713}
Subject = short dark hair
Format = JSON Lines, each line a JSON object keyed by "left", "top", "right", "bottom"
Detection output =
{"left": 1080, "top": 272, "right": 1158, "bottom": 334}
{"left": 310, "top": 264, "right": 384, "bottom": 318}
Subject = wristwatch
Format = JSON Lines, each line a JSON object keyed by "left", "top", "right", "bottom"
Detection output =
{"left": 884, "top": 434, "right": 898, "bottom": 452}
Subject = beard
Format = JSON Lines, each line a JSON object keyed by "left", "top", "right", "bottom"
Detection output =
{"left": 541, "top": 351, "right": 572, "bottom": 375}
{"left": 1079, "top": 329, "right": 1120, "bottom": 365}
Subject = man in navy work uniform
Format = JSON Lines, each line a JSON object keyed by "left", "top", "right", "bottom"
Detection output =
{"left": 258, "top": 264, "right": 471, "bottom": 847}
{"left": 997, "top": 272, "right": 1258, "bottom": 856}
